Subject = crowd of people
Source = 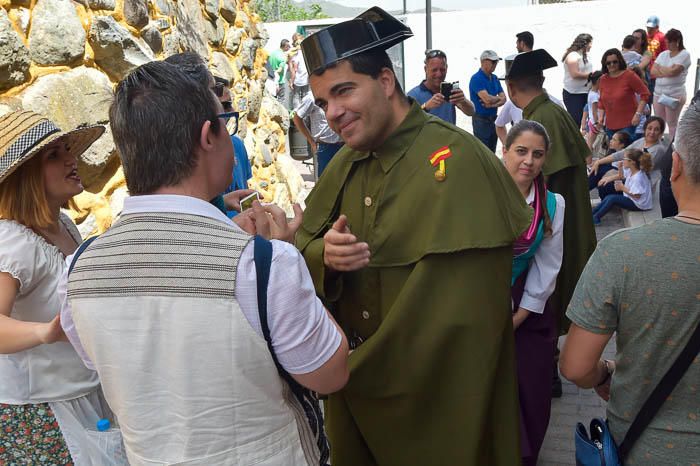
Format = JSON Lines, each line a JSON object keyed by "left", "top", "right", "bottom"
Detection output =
{"left": 0, "top": 5, "right": 698, "bottom": 466}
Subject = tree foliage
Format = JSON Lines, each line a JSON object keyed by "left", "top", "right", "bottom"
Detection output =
{"left": 254, "top": 0, "right": 328, "bottom": 22}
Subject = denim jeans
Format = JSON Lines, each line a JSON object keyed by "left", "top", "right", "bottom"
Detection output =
{"left": 316, "top": 142, "right": 343, "bottom": 178}
{"left": 472, "top": 115, "right": 497, "bottom": 152}
{"left": 592, "top": 194, "right": 640, "bottom": 222}
{"left": 605, "top": 125, "right": 636, "bottom": 140}
{"left": 563, "top": 90, "right": 588, "bottom": 129}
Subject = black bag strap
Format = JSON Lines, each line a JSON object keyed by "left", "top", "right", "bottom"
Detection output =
{"left": 618, "top": 319, "right": 700, "bottom": 459}
{"left": 68, "top": 236, "right": 100, "bottom": 276}
{"left": 253, "top": 235, "right": 290, "bottom": 379}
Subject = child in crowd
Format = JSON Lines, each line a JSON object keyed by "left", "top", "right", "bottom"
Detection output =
{"left": 589, "top": 130, "right": 631, "bottom": 192}
{"left": 592, "top": 148, "right": 653, "bottom": 224}
{"left": 583, "top": 71, "right": 604, "bottom": 148}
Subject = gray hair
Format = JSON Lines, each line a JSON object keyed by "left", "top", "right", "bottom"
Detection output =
{"left": 109, "top": 61, "right": 221, "bottom": 195}
{"left": 674, "top": 101, "right": 700, "bottom": 184}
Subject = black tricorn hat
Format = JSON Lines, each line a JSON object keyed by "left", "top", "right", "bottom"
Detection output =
{"left": 505, "top": 49, "right": 557, "bottom": 80}
{"left": 300, "top": 6, "right": 413, "bottom": 76}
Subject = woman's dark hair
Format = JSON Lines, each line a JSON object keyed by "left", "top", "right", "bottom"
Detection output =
{"left": 601, "top": 48, "right": 627, "bottom": 74}
{"left": 644, "top": 115, "right": 666, "bottom": 135}
{"left": 625, "top": 148, "right": 653, "bottom": 174}
{"left": 613, "top": 130, "right": 632, "bottom": 148}
{"left": 622, "top": 35, "right": 637, "bottom": 50}
{"left": 633, "top": 29, "right": 648, "bottom": 52}
{"left": 665, "top": 29, "right": 684, "bottom": 50}
{"left": 562, "top": 33, "right": 593, "bottom": 63}
{"left": 505, "top": 120, "right": 553, "bottom": 236}
{"left": 587, "top": 70, "right": 603, "bottom": 86}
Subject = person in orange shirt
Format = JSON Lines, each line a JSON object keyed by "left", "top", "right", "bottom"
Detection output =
{"left": 645, "top": 15, "right": 667, "bottom": 96}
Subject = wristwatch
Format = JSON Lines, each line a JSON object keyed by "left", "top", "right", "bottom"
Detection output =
{"left": 596, "top": 359, "right": 614, "bottom": 387}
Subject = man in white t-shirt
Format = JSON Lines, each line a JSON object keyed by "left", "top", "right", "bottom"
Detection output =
{"left": 290, "top": 36, "right": 310, "bottom": 109}
{"left": 60, "top": 61, "right": 349, "bottom": 466}
{"left": 496, "top": 89, "right": 565, "bottom": 146}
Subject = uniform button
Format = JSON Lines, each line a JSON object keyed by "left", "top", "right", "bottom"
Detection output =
{"left": 364, "top": 196, "right": 372, "bottom": 207}
{"left": 361, "top": 310, "right": 370, "bottom": 320}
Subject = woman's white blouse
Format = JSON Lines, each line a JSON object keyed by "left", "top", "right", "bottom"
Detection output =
{"left": 0, "top": 215, "right": 98, "bottom": 404}
{"left": 519, "top": 188, "right": 565, "bottom": 315}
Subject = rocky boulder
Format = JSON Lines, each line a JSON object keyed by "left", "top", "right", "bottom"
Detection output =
{"left": 210, "top": 51, "right": 234, "bottom": 83}
{"left": 0, "top": 9, "right": 31, "bottom": 91}
{"left": 89, "top": 16, "right": 154, "bottom": 81}
{"left": 19, "top": 67, "right": 117, "bottom": 187}
{"left": 174, "top": 0, "right": 208, "bottom": 58}
{"left": 28, "top": 0, "right": 86, "bottom": 66}
{"left": 123, "top": 0, "right": 149, "bottom": 29}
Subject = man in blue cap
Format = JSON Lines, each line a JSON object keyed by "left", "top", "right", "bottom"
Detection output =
{"left": 296, "top": 6, "right": 528, "bottom": 466}
{"left": 646, "top": 15, "right": 667, "bottom": 96}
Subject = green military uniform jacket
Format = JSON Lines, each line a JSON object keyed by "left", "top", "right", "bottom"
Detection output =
{"left": 523, "top": 93, "right": 597, "bottom": 332}
{"left": 297, "top": 102, "right": 531, "bottom": 465}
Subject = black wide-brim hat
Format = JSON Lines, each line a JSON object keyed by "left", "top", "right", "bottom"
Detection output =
{"left": 505, "top": 49, "right": 558, "bottom": 80}
{"left": 301, "top": 6, "right": 413, "bottom": 76}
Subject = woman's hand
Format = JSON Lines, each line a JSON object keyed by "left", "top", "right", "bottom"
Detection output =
{"left": 631, "top": 113, "right": 641, "bottom": 127}
{"left": 36, "top": 314, "right": 67, "bottom": 345}
{"left": 591, "top": 159, "right": 602, "bottom": 175}
{"left": 614, "top": 180, "right": 624, "bottom": 192}
{"left": 512, "top": 307, "right": 530, "bottom": 330}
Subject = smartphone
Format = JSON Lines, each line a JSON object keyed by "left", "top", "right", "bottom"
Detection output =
{"left": 440, "top": 82, "right": 453, "bottom": 100}
{"left": 240, "top": 192, "right": 260, "bottom": 212}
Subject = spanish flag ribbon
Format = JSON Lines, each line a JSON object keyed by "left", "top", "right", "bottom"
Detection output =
{"left": 429, "top": 146, "right": 452, "bottom": 166}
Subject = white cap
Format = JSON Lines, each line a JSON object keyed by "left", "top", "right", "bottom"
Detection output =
{"left": 480, "top": 50, "right": 502, "bottom": 61}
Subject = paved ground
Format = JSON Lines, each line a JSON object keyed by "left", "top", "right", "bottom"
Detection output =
{"left": 292, "top": 153, "right": 626, "bottom": 466}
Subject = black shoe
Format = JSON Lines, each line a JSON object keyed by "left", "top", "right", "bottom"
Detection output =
{"left": 552, "top": 373, "right": 563, "bottom": 398}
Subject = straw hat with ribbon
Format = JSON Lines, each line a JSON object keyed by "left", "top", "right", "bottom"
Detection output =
{"left": 0, "top": 110, "right": 105, "bottom": 185}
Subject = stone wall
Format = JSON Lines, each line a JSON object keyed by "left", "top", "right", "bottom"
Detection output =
{"left": 0, "top": 0, "right": 302, "bottom": 235}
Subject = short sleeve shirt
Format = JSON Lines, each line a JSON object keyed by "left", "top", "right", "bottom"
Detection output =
{"left": 407, "top": 81, "right": 457, "bottom": 124}
{"left": 566, "top": 219, "right": 700, "bottom": 464}
{"left": 469, "top": 69, "right": 503, "bottom": 117}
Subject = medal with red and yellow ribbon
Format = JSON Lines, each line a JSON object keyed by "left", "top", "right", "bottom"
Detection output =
{"left": 429, "top": 145, "right": 452, "bottom": 182}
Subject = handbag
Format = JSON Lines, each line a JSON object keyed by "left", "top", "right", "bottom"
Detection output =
{"left": 658, "top": 93, "right": 680, "bottom": 110}
{"left": 253, "top": 235, "right": 331, "bottom": 466}
{"left": 575, "top": 319, "right": 700, "bottom": 465}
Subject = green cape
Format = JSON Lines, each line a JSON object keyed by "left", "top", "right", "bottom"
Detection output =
{"left": 297, "top": 103, "right": 530, "bottom": 465}
{"left": 524, "top": 93, "right": 596, "bottom": 332}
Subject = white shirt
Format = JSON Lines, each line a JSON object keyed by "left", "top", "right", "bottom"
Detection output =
{"left": 587, "top": 90, "right": 600, "bottom": 125}
{"left": 519, "top": 188, "right": 565, "bottom": 315}
{"left": 294, "top": 92, "right": 342, "bottom": 144}
{"left": 60, "top": 195, "right": 341, "bottom": 375}
{"left": 292, "top": 51, "right": 308, "bottom": 87}
{"left": 495, "top": 93, "right": 565, "bottom": 128}
{"left": 563, "top": 51, "right": 593, "bottom": 94}
{"left": 624, "top": 171, "right": 653, "bottom": 210}
{"left": 654, "top": 49, "right": 691, "bottom": 97}
{"left": 0, "top": 215, "right": 99, "bottom": 404}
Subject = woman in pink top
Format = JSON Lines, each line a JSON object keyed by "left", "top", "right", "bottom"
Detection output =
{"left": 598, "top": 48, "right": 651, "bottom": 139}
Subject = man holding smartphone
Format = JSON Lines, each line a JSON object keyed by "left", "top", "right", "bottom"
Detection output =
{"left": 407, "top": 49, "right": 475, "bottom": 125}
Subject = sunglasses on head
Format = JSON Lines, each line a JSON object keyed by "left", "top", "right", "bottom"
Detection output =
{"left": 425, "top": 49, "right": 446, "bottom": 59}
{"left": 213, "top": 82, "right": 226, "bottom": 97}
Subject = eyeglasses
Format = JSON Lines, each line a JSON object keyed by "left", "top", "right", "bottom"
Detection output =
{"left": 425, "top": 49, "right": 446, "bottom": 60}
{"left": 213, "top": 111, "right": 239, "bottom": 134}
{"left": 213, "top": 82, "right": 226, "bottom": 97}
{"left": 606, "top": 60, "right": 619, "bottom": 66}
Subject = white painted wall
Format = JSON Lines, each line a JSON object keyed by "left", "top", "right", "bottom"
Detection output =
{"left": 264, "top": 0, "right": 699, "bottom": 135}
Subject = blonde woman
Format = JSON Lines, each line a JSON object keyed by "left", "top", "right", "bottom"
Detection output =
{"left": 0, "top": 111, "right": 104, "bottom": 463}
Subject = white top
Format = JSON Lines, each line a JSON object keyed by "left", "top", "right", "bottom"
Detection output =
{"left": 654, "top": 50, "right": 691, "bottom": 97}
{"left": 292, "top": 51, "right": 308, "bottom": 87}
{"left": 519, "top": 188, "right": 565, "bottom": 315}
{"left": 610, "top": 138, "right": 667, "bottom": 166}
{"left": 587, "top": 90, "right": 600, "bottom": 124}
{"left": 495, "top": 93, "right": 565, "bottom": 128}
{"left": 624, "top": 171, "right": 653, "bottom": 210}
{"left": 60, "top": 195, "right": 341, "bottom": 375}
{"left": 0, "top": 215, "right": 99, "bottom": 404}
{"left": 294, "top": 92, "right": 342, "bottom": 144}
{"left": 563, "top": 51, "right": 593, "bottom": 94}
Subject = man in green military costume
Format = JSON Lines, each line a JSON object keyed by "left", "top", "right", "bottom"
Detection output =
{"left": 296, "top": 7, "right": 531, "bottom": 465}
{"left": 504, "top": 50, "right": 597, "bottom": 394}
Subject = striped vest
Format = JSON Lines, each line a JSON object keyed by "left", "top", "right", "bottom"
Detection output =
{"left": 68, "top": 212, "right": 310, "bottom": 466}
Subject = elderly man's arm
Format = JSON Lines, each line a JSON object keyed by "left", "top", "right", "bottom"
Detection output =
{"left": 560, "top": 325, "right": 613, "bottom": 388}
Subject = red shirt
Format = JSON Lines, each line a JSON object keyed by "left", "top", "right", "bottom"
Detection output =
{"left": 647, "top": 31, "right": 668, "bottom": 67}
{"left": 598, "top": 70, "right": 651, "bottom": 130}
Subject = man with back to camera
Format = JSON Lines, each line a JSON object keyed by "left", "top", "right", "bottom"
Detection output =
{"left": 60, "top": 61, "right": 349, "bottom": 465}
{"left": 296, "top": 7, "right": 530, "bottom": 465}
{"left": 469, "top": 49, "right": 507, "bottom": 151}
{"left": 516, "top": 30, "right": 534, "bottom": 53}
{"left": 407, "top": 49, "right": 475, "bottom": 124}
